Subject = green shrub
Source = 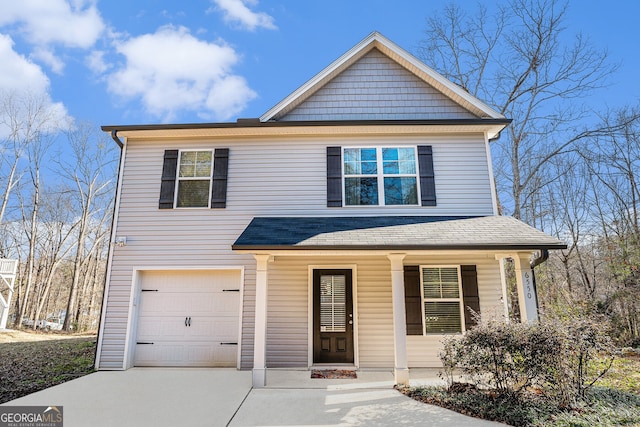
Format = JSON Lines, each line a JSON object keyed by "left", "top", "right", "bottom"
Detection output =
{"left": 439, "top": 316, "right": 616, "bottom": 406}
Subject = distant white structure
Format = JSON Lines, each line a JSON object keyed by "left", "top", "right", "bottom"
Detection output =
{"left": 0, "top": 259, "right": 18, "bottom": 329}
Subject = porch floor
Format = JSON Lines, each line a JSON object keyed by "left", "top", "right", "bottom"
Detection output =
{"left": 263, "top": 368, "right": 446, "bottom": 389}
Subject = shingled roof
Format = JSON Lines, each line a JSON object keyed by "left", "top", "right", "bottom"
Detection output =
{"left": 232, "top": 216, "right": 566, "bottom": 251}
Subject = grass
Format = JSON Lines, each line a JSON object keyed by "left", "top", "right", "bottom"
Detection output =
{"left": 0, "top": 335, "right": 97, "bottom": 404}
{"left": 596, "top": 350, "right": 640, "bottom": 394}
{"left": 399, "top": 353, "right": 640, "bottom": 426}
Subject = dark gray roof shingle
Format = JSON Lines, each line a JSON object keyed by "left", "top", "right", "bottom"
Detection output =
{"left": 232, "top": 216, "right": 566, "bottom": 251}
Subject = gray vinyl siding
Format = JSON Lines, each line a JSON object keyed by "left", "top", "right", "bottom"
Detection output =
{"left": 98, "top": 133, "right": 496, "bottom": 369}
{"left": 279, "top": 49, "right": 477, "bottom": 121}
{"left": 262, "top": 255, "right": 503, "bottom": 369}
{"left": 404, "top": 254, "right": 504, "bottom": 367}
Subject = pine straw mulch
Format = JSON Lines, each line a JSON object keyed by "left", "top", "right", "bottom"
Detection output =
{"left": 311, "top": 369, "right": 358, "bottom": 379}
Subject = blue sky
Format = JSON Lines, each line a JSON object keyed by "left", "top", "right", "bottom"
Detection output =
{"left": 1, "top": 0, "right": 638, "bottom": 129}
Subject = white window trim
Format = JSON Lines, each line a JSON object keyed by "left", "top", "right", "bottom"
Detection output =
{"left": 342, "top": 146, "right": 421, "bottom": 207}
{"left": 419, "top": 265, "right": 465, "bottom": 335}
{"left": 175, "top": 149, "right": 213, "bottom": 209}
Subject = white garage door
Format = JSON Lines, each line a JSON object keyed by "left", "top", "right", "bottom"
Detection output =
{"left": 134, "top": 270, "right": 241, "bottom": 367}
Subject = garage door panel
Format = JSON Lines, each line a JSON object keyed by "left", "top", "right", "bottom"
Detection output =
{"left": 134, "top": 270, "right": 241, "bottom": 367}
{"left": 140, "top": 293, "right": 194, "bottom": 314}
{"left": 137, "top": 317, "right": 189, "bottom": 341}
{"left": 213, "top": 292, "right": 240, "bottom": 313}
{"left": 135, "top": 342, "right": 237, "bottom": 367}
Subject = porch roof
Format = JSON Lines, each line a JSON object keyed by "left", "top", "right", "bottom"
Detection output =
{"left": 232, "top": 216, "right": 567, "bottom": 251}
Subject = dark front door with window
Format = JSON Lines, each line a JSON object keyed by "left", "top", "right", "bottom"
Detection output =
{"left": 313, "top": 269, "right": 354, "bottom": 364}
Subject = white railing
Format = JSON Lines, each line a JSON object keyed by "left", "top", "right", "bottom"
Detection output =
{"left": 0, "top": 259, "right": 17, "bottom": 275}
{"left": 0, "top": 259, "right": 17, "bottom": 329}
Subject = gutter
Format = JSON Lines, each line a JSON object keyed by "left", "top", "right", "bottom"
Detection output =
{"left": 110, "top": 129, "right": 124, "bottom": 148}
{"left": 100, "top": 118, "right": 512, "bottom": 133}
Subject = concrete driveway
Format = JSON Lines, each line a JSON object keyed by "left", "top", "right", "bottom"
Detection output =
{"left": 3, "top": 368, "right": 504, "bottom": 426}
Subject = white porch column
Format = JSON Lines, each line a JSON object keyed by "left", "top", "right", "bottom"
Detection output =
{"left": 512, "top": 252, "right": 538, "bottom": 323}
{"left": 252, "top": 254, "right": 271, "bottom": 387}
{"left": 387, "top": 253, "right": 409, "bottom": 386}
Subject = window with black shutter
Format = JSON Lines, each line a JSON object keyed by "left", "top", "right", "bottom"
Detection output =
{"left": 158, "top": 148, "right": 229, "bottom": 209}
{"left": 403, "top": 264, "right": 479, "bottom": 335}
{"left": 326, "top": 145, "right": 436, "bottom": 207}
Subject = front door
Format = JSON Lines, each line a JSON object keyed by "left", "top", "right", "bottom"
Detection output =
{"left": 313, "top": 269, "right": 354, "bottom": 364}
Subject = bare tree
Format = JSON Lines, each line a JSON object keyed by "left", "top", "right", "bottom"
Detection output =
{"left": 57, "top": 123, "right": 117, "bottom": 331}
{"left": 418, "top": 0, "right": 618, "bottom": 220}
{"left": 2, "top": 93, "right": 64, "bottom": 327}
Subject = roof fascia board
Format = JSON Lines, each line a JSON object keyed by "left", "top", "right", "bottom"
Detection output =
{"left": 101, "top": 119, "right": 511, "bottom": 140}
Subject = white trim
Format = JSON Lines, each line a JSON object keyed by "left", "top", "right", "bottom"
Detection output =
{"left": 235, "top": 249, "right": 522, "bottom": 257}
{"left": 122, "top": 266, "right": 246, "bottom": 370}
{"left": 512, "top": 252, "right": 538, "bottom": 323}
{"left": 419, "top": 265, "right": 465, "bottom": 335}
{"left": 253, "top": 254, "right": 271, "bottom": 387}
{"left": 236, "top": 267, "right": 246, "bottom": 369}
{"left": 174, "top": 149, "right": 214, "bottom": 209}
{"left": 342, "top": 146, "right": 421, "bottom": 207}
{"left": 95, "top": 138, "right": 128, "bottom": 370}
{"left": 498, "top": 257, "right": 510, "bottom": 320}
{"left": 388, "top": 253, "right": 409, "bottom": 385}
{"left": 260, "top": 32, "right": 505, "bottom": 123}
{"left": 307, "top": 264, "right": 359, "bottom": 369}
{"left": 484, "top": 132, "right": 500, "bottom": 215}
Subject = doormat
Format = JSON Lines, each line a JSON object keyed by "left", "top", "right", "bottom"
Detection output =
{"left": 311, "top": 369, "right": 357, "bottom": 379}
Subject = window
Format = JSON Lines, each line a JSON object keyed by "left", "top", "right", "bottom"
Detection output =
{"left": 421, "top": 266, "right": 463, "bottom": 334}
{"left": 343, "top": 147, "right": 419, "bottom": 206}
{"left": 176, "top": 150, "right": 212, "bottom": 207}
{"left": 319, "top": 274, "right": 346, "bottom": 332}
{"left": 159, "top": 148, "right": 229, "bottom": 209}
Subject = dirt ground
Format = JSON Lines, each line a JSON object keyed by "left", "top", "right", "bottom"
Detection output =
{"left": 0, "top": 328, "right": 96, "bottom": 343}
{"left": 0, "top": 329, "right": 98, "bottom": 403}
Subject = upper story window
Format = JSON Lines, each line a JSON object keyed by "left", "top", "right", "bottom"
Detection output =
{"left": 159, "top": 148, "right": 229, "bottom": 210}
{"left": 421, "top": 266, "right": 464, "bottom": 334}
{"left": 177, "top": 151, "right": 213, "bottom": 208}
{"left": 343, "top": 147, "right": 419, "bottom": 206}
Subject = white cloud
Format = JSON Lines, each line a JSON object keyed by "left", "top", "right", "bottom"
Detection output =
{"left": 85, "top": 50, "right": 109, "bottom": 74}
{"left": 107, "top": 26, "right": 257, "bottom": 122}
{"left": 0, "top": 35, "right": 73, "bottom": 137}
{"left": 0, "top": 35, "right": 50, "bottom": 94}
{"left": 210, "top": 0, "right": 277, "bottom": 31}
{"left": 0, "top": 0, "right": 105, "bottom": 49}
{"left": 31, "top": 47, "right": 65, "bottom": 74}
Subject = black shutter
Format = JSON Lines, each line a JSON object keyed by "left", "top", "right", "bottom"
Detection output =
{"left": 461, "top": 265, "right": 480, "bottom": 329}
{"left": 417, "top": 145, "right": 436, "bottom": 206}
{"left": 159, "top": 149, "right": 178, "bottom": 209}
{"left": 327, "top": 146, "right": 342, "bottom": 207}
{"left": 211, "top": 148, "right": 229, "bottom": 208}
{"left": 404, "top": 266, "right": 423, "bottom": 335}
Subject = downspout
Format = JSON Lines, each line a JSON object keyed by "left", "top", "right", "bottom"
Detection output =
{"left": 530, "top": 249, "right": 549, "bottom": 317}
{"left": 488, "top": 130, "right": 502, "bottom": 142}
{"left": 94, "top": 129, "right": 124, "bottom": 369}
{"left": 110, "top": 129, "right": 124, "bottom": 148}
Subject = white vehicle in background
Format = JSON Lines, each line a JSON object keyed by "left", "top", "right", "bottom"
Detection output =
{"left": 37, "top": 317, "right": 64, "bottom": 330}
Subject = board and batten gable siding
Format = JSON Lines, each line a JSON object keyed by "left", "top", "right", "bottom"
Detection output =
{"left": 279, "top": 49, "right": 478, "bottom": 121}
{"left": 98, "top": 133, "right": 496, "bottom": 369}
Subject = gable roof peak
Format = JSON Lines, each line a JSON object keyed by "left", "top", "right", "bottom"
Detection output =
{"left": 260, "top": 31, "right": 505, "bottom": 124}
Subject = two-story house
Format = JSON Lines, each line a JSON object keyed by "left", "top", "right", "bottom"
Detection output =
{"left": 96, "top": 32, "right": 565, "bottom": 387}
